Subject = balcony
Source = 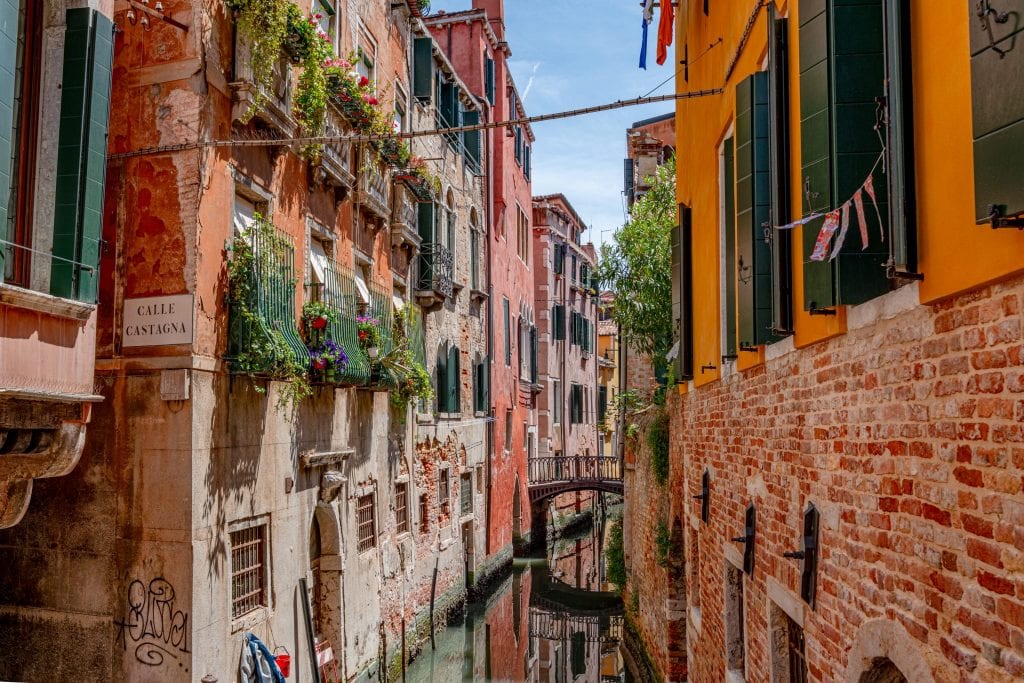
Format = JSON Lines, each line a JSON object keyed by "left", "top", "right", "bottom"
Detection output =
{"left": 318, "top": 105, "right": 356, "bottom": 189}
{"left": 414, "top": 243, "right": 453, "bottom": 312}
{"left": 230, "top": 32, "right": 296, "bottom": 137}
{"left": 357, "top": 163, "right": 391, "bottom": 223}
{"left": 390, "top": 187, "right": 420, "bottom": 249}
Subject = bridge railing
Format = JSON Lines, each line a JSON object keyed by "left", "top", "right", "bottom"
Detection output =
{"left": 528, "top": 607, "right": 624, "bottom": 643}
{"left": 528, "top": 456, "right": 622, "bottom": 484}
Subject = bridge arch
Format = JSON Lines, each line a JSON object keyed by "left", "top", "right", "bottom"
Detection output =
{"left": 525, "top": 455, "right": 624, "bottom": 552}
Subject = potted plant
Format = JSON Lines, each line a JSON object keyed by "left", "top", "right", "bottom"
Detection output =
{"left": 395, "top": 156, "right": 439, "bottom": 202}
{"left": 309, "top": 338, "right": 349, "bottom": 383}
{"left": 356, "top": 315, "right": 382, "bottom": 357}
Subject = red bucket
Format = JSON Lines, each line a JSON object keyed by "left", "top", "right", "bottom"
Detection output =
{"left": 274, "top": 648, "right": 291, "bottom": 678}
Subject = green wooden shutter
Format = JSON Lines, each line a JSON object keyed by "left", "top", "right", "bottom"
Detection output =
{"left": 51, "top": 8, "right": 114, "bottom": 302}
{"left": 886, "top": 0, "right": 916, "bottom": 271}
{"left": 553, "top": 304, "right": 565, "bottom": 341}
{"left": 799, "top": 0, "right": 889, "bottom": 309}
{"left": 671, "top": 223, "right": 682, "bottom": 376}
{"left": 463, "top": 109, "right": 481, "bottom": 168}
{"left": 417, "top": 202, "right": 435, "bottom": 290}
{"left": 503, "top": 298, "right": 511, "bottom": 366}
{"left": 769, "top": 9, "right": 794, "bottom": 335}
{"left": 448, "top": 345, "right": 460, "bottom": 412}
{"left": 440, "top": 78, "right": 455, "bottom": 127}
{"left": 0, "top": 0, "right": 18, "bottom": 281}
{"left": 677, "top": 204, "right": 694, "bottom": 380}
{"left": 514, "top": 126, "right": 522, "bottom": 164}
{"left": 736, "top": 73, "right": 778, "bottom": 348}
{"left": 436, "top": 348, "right": 448, "bottom": 411}
{"left": 598, "top": 386, "right": 607, "bottom": 422}
{"left": 485, "top": 56, "right": 495, "bottom": 104}
{"left": 554, "top": 243, "right": 564, "bottom": 274}
{"left": 723, "top": 136, "right": 737, "bottom": 357}
{"left": 524, "top": 145, "right": 531, "bottom": 180}
{"left": 529, "top": 326, "right": 537, "bottom": 382}
{"left": 413, "top": 37, "right": 433, "bottom": 102}
{"left": 970, "top": 0, "right": 1024, "bottom": 222}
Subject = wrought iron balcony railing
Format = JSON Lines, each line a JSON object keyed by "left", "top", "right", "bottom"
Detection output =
{"left": 357, "top": 163, "right": 391, "bottom": 220}
{"left": 416, "top": 242, "right": 453, "bottom": 300}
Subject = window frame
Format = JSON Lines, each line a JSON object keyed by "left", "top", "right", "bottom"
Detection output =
{"left": 356, "top": 493, "right": 377, "bottom": 553}
{"left": 395, "top": 482, "right": 410, "bottom": 535}
{"left": 229, "top": 518, "right": 271, "bottom": 622}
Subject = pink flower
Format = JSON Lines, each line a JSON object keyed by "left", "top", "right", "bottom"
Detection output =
{"left": 358, "top": 76, "right": 369, "bottom": 87}
{"left": 339, "top": 60, "right": 351, "bottom": 69}
{"left": 314, "top": 12, "right": 323, "bottom": 19}
{"left": 363, "top": 95, "right": 379, "bottom": 106}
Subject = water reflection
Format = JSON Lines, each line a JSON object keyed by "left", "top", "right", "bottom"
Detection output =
{"left": 404, "top": 511, "right": 627, "bottom": 683}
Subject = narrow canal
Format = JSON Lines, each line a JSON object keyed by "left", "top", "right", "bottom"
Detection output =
{"left": 404, "top": 504, "right": 630, "bottom": 682}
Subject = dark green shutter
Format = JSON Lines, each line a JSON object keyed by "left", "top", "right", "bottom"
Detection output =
{"left": 440, "top": 78, "right": 455, "bottom": 127}
{"left": 723, "top": 137, "right": 737, "bottom": 357}
{"left": 529, "top": 326, "right": 537, "bottom": 382}
{"left": 448, "top": 345, "right": 460, "bottom": 412}
{"left": 413, "top": 37, "right": 433, "bottom": 102}
{"left": 524, "top": 145, "right": 531, "bottom": 180}
{"left": 503, "top": 298, "right": 511, "bottom": 366}
{"left": 553, "top": 304, "right": 565, "bottom": 341}
{"left": 514, "top": 127, "right": 522, "bottom": 164}
{"left": 0, "top": 0, "right": 18, "bottom": 279}
{"left": 51, "top": 8, "right": 114, "bottom": 302}
{"left": 671, "top": 224, "right": 682, "bottom": 376}
{"left": 769, "top": 9, "right": 794, "bottom": 335}
{"left": 436, "top": 348, "right": 448, "bottom": 411}
{"left": 799, "top": 0, "right": 889, "bottom": 310}
{"left": 554, "top": 243, "right": 564, "bottom": 274}
{"left": 886, "top": 0, "right": 916, "bottom": 270}
{"left": 485, "top": 56, "right": 495, "bottom": 104}
{"left": 736, "top": 73, "right": 779, "bottom": 348}
{"left": 970, "top": 0, "right": 1024, "bottom": 222}
{"left": 677, "top": 204, "right": 694, "bottom": 380}
{"left": 463, "top": 109, "right": 481, "bottom": 168}
{"left": 571, "top": 632, "right": 586, "bottom": 677}
{"left": 417, "top": 202, "right": 435, "bottom": 290}
{"left": 598, "top": 386, "right": 607, "bottom": 422}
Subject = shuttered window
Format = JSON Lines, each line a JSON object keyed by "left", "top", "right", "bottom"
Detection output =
{"left": 473, "top": 359, "right": 488, "bottom": 413}
{"left": 514, "top": 126, "right": 523, "bottom": 165}
{"left": 970, "top": 0, "right": 1024, "bottom": 223}
{"left": 484, "top": 55, "right": 495, "bottom": 105}
{"left": 671, "top": 205, "right": 694, "bottom": 381}
{"left": 769, "top": 8, "right": 794, "bottom": 335}
{"left": 435, "top": 345, "right": 447, "bottom": 411}
{"left": 447, "top": 344, "right": 460, "bottom": 413}
{"left": 885, "top": 0, "right": 916, "bottom": 271}
{"left": 463, "top": 109, "right": 481, "bottom": 170}
{"left": 503, "top": 297, "right": 511, "bottom": 366}
{"left": 553, "top": 242, "right": 564, "bottom": 274}
{"left": 50, "top": 8, "right": 114, "bottom": 302}
{"left": 552, "top": 304, "right": 565, "bottom": 341}
{"left": 722, "top": 136, "right": 737, "bottom": 358}
{"left": 736, "top": 73, "right": 780, "bottom": 348}
{"left": 413, "top": 37, "right": 433, "bottom": 102}
{"left": 798, "top": 0, "right": 889, "bottom": 310}
{"left": 529, "top": 326, "right": 537, "bottom": 382}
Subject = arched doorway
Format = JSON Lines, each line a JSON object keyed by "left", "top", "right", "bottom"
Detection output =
{"left": 858, "top": 658, "right": 907, "bottom": 683}
{"left": 309, "top": 504, "right": 343, "bottom": 655}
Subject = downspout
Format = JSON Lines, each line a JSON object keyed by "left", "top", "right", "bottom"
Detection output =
{"left": 484, "top": 96, "right": 494, "bottom": 557}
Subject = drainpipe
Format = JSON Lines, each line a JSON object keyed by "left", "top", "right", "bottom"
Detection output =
{"left": 484, "top": 96, "right": 494, "bottom": 558}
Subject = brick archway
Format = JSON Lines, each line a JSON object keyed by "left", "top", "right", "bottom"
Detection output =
{"left": 843, "top": 619, "right": 935, "bottom": 683}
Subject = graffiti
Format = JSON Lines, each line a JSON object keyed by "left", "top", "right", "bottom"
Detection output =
{"left": 114, "top": 577, "right": 190, "bottom": 667}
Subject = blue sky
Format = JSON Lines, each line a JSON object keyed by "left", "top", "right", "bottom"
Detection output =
{"left": 428, "top": 0, "right": 676, "bottom": 245}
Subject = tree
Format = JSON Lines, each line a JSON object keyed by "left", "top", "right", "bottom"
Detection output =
{"left": 597, "top": 156, "right": 675, "bottom": 367}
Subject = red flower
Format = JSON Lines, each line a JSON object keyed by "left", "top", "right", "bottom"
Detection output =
{"left": 312, "top": 316, "right": 327, "bottom": 330}
{"left": 359, "top": 76, "right": 369, "bottom": 87}
{"left": 358, "top": 330, "right": 368, "bottom": 341}
{"left": 313, "top": 358, "right": 328, "bottom": 370}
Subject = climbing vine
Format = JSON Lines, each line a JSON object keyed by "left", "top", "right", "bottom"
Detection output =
{"left": 605, "top": 516, "right": 627, "bottom": 591}
{"left": 647, "top": 411, "right": 669, "bottom": 486}
{"left": 654, "top": 517, "right": 672, "bottom": 568}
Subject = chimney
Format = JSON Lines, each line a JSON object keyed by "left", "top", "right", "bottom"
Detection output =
{"left": 472, "top": 0, "right": 505, "bottom": 40}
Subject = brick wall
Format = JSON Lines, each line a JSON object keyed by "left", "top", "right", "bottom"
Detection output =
{"left": 663, "top": 277, "right": 1024, "bottom": 682}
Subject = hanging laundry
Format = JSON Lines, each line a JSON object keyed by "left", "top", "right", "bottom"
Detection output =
{"left": 829, "top": 201, "right": 852, "bottom": 261}
{"left": 656, "top": 0, "right": 675, "bottom": 66}
{"left": 810, "top": 210, "right": 841, "bottom": 262}
{"left": 640, "top": 17, "right": 649, "bottom": 69}
{"left": 853, "top": 189, "right": 868, "bottom": 250}
{"left": 864, "top": 174, "right": 885, "bottom": 243}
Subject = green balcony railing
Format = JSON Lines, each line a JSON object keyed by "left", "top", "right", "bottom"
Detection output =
{"left": 316, "top": 258, "right": 372, "bottom": 386}
{"left": 228, "top": 218, "right": 309, "bottom": 374}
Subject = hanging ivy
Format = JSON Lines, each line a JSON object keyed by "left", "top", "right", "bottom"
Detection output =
{"left": 228, "top": 0, "right": 293, "bottom": 119}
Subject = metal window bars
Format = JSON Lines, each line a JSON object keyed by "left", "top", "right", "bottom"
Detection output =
{"left": 460, "top": 473, "right": 472, "bottom": 515}
{"left": 228, "top": 217, "right": 310, "bottom": 373}
{"left": 395, "top": 482, "right": 409, "bottom": 534}
{"left": 356, "top": 494, "right": 376, "bottom": 552}
{"left": 230, "top": 525, "right": 267, "bottom": 618}
{"left": 416, "top": 242, "right": 454, "bottom": 298}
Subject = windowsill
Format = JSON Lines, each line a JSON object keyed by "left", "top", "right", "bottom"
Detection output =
{"left": 0, "top": 283, "right": 95, "bottom": 321}
{"left": 474, "top": 411, "right": 487, "bottom": 418}
{"left": 459, "top": 513, "right": 474, "bottom": 524}
{"left": 470, "top": 288, "right": 488, "bottom": 301}
{"left": 416, "top": 412, "right": 434, "bottom": 424}
{"left": 438, "top": 412, "right": 462, "bottom": 420}
{"left": 231, "top": 606, "right": 270, "bottom": 634}
{"left": 452, "top": 281, "right": 465, "bottom": 293}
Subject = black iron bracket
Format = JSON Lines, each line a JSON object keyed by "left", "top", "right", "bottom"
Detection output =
{"left": 809, "top": 307, "right": 837, "bottom": 316}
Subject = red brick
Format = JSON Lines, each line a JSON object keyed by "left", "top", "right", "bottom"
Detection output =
{"left": 979, "top": 571, "right": 1015, "bottom": 596}
{"left": 922, "top": 503, "right": 952, "bottom": 526}
{"left": 967, "top": 537, "right": 1004, "bottom": 569}
{"left": 961, "top": 512, "right": 994, "bottom": 538}
{"left": 941, "top": 637, "right": 978, "bottom": 671}
{"left": 954, "top": 466, "right": 985, "bottom": 487}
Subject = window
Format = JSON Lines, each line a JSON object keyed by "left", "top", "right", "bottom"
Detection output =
{"left": 356, "top": 24, "right": 376, "bottom": 86}
{"left": 598, "top": 385, "right": 608, "bottom": 423}
{"left": 394, "top": 83, "right": 408, "bottom": 133}
{"left": 725, "top": 562, "right": 746, "bottom": 678}
{"left": 413, "top": 36, "right": 433, "bottom": 102}
{"left": 768, "top": 8, "right": 793, "bottom": 334}
{"left": 230, "top": 524, "right": 268, "bottom": 619}
{"left": 463, "top": 109, "right": 481, "bottom": 171}
{"left": 552, "top": 304, "right": 565, "bottom": 341}
{"left": 553, "top": 242, "right": 564, "bottom": 275}
{"left": 484, "top": 54, "right": 495, "bottom": 104}
{"left": 516, "top": 204, "right": 530, "bottom": 265}
{"left": 524, "top": 144, "right": 532, "bottom": 180}
{"left": 552, "top": 380, "right": 562, "bottom": 425}
{"left": 445, "top": 190, "right": 456, "bottom": 270}
{"left": 470, "top": 216, "right": 480, "bottom": 290}
{"left": 770, "top": 603, "right": 807, "bottom": 683}
{"left": 503, "top": 298, "right": 511, "bottom": 366}
{"left": 504, "top": 408, "right": 513, "bottom": 451}
{"left": 435, "top": 342, "right": 461, "bottom": 414}
{"left": 460, "top": 473, "right": 472, "bottom": 515}
{"left": 395, "top": 483, "right": 409, "bottom": 535}
{"left": 438, "top": 468, "right": 450, "bottom": 516}
{"left": 514, "top": 126, "right": 523, "bottom": 165}
{"left": 671, "top": 205, "right": 694, "bottom": 381}
{"left": 473, "top": 357, "right": 488, "bottom": 413}
{"left": 356, "top": 494, "right": 376, "bottom": 552}
{"left": 419, "top": 493, "right": 429, "bottom": 533}
{"left": 314, "top": 0, "right": 337, "bottom": 51}
{"left": 570, "top": 384, "right": 582, "bottom": 424}
{"left": 1, "top": 0, "right": 41, "bottom": 288}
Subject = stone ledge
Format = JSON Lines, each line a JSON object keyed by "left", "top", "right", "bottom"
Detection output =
{"left": 0, "top": 283, "right": 95, "bottom": 321}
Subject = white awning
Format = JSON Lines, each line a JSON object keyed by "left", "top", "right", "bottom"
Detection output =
{"left": 310, "top": 240, "right": 329, "bottom": 285}
{"left": 354, "top": 267, "right": 370, "bottom": 305}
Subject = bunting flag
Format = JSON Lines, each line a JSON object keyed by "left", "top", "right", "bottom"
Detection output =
{"left": 864, "top": 174, "right": 885, "bottom": 243}
{"left": 656, "top": 0, "right": 675, "bottom": 66}
{"left": 810, "top": 210, "right": 841, "bottom": 261}
{"left": 829, "top": 201, "right": 852, "bottom": 262}
{"left": 640, "top": 17, "right": 649, "bottom": 69}
{"left": 853, "top": 189, "right": 868, "bottom": 250}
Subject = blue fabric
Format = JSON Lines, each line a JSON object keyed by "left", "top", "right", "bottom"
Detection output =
{"left": 242, "top": 632, "right": 286, "bottom": 683}
{"left": 639, "top": 17, "right": 649, "bottom": 70}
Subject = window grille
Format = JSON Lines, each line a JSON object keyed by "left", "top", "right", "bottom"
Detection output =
{"left": 438, "top": 469, "right": 450, "bottom": 516}
{"left": 460, "top": 473, "right": 472, "bottom": 515}
{"left": 419, "top": 493, "right": 430, "bottom": 533}
{"left": 357, "top": 494, "right": 376, "bottom": 552}
{"left": 395, "top": 483, "right": 409, "bottom": 534}
{"left": 230, "top": 525, "right": 267, "bottom": 619}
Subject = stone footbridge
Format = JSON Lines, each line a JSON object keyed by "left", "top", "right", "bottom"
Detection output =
{"left": 525, "top": 456, "right": 624, "bottom": 550}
